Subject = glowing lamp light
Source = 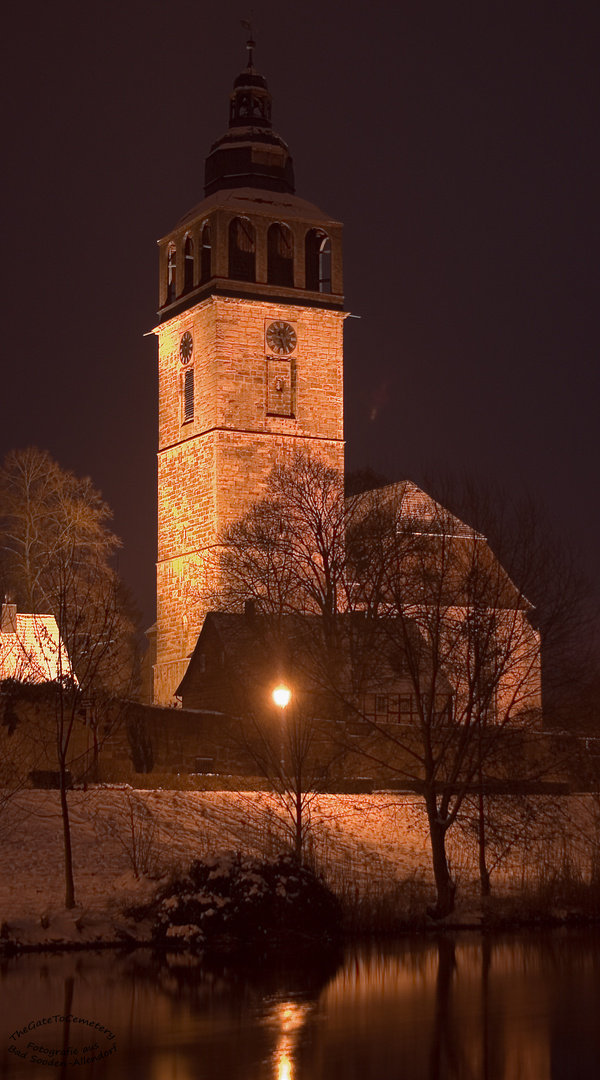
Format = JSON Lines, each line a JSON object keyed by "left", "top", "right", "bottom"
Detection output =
{"left": 272, "top": 685, "right": 291, "bottom": 709}
{"left": 277, "top": 1053, "right": 292, "bottom": 1080}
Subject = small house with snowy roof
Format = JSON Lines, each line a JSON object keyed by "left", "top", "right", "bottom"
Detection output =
{"left": 0, "top": 602, "right": 72, "bottom": 685}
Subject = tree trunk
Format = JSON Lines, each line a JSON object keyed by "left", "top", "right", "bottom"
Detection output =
{"left": 477, "top": 727, "right": 491, "bottom": 897}
{"left": 59, "top": 778, "right": 76, "bottom": 909}
{"left": 427, "top": 811, "right": 456, "bottom": 918}
{"left": 478, "top": 784, "right": 491, "bottom": 897}
{"left": 294, "top": 770, "right": 303, "bottom": 860}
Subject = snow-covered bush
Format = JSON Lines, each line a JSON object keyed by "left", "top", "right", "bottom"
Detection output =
{"left": 145, "top": 851, "right": 341, "bottom": 951}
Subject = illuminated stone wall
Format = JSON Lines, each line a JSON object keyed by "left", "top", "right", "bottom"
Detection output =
{"left": 154, "top": 295, "right": 345, "bottom": 703}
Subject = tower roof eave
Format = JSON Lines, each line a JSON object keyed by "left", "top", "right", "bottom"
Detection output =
{"left": 160, "top": 188, "right": 341, "bottom": 241}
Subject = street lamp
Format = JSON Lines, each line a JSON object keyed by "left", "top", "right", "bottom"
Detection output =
{"left": 272, "top": 684, "right": 292, "bottom": 775}
{"left": 272, "top": 685, "right": 291, "bottom": 709}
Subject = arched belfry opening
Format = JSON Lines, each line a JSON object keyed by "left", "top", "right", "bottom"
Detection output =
{"left": 305, "top": 229, "right": 332, "bottom": 293}
{"left": 267, "top": 222, "right": 294, "bottom": 286}
{"left": 230, "top": 88, "right": 272, "bottom": 126}
{"left": 229, "top": 217, "right": 256, "bottom": 282}
{"left": 166, "top": 245, "right": 177, "bottom": 303}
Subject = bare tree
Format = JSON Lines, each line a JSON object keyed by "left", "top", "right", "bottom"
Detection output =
{"left": 214, "top": 453, "right": 349, "bottom": 622}
{"left": 49, "top": 550, "right": 135, "bottom": 907}
{"left": 0, "top": 447, "right": 138, "bottom": 908}
{"left": 341, "top": 483, "right": 543, "bottom": 912}
{"left": 0, "top": 447, "right": 117, "bottom": 613}
{"left": 422, "top": 472, "right": 600, "bottom": 730}
{"left": 211, "top": 453, "right": 567, "bottom": 917}
{"left": 236, "top": 696, "right": 337, "bottom": 860}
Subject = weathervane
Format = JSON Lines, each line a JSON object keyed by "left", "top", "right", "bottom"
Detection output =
{"left": 240, "top": 14, "right": 256, "bottom": 66}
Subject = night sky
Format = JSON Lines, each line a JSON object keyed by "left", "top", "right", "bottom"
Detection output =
{"left": 2, "top": 0, "right": 599, "bottom": 628}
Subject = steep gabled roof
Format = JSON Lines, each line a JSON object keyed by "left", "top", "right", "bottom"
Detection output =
{"left": 349, "top": 479, "right": 482, "bottom": 538}
{"left": 349, "top": 479, "right": 530, "bottom": 611}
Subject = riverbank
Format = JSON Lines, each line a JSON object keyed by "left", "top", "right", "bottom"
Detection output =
{"left": 0, "top": 786, "right": 597, "bottom": 951}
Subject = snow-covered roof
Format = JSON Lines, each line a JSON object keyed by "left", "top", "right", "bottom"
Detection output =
{"left": 0, "top": 612, "right": 72, "bottom": 684}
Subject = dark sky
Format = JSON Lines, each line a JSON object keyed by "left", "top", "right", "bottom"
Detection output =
{"left": 2, "top": 0, "right": 599, "bottom": 628}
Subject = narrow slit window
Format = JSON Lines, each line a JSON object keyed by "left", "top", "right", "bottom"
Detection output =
{"left": 183, "top": 368, "right": 194, "bottom": 422}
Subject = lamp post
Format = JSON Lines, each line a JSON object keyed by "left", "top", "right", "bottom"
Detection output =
{"left": 272, "top": 684, "right": 291, "bottom": 777}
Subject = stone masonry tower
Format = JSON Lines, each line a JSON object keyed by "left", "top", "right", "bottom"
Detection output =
{"left": 152, "top": 42, "right": 345, "bottom": 703}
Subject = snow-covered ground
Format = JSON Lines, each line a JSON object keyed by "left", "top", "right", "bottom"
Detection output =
{"left": 0, "top": 786, "right": 595, "bottom": 948}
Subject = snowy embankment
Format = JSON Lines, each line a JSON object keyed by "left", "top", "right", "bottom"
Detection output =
{"left": 0, "top": 788, "right": 434, "bottom": 947}
{"left": 0, "top": 786, "right": 594, "bottom": 948}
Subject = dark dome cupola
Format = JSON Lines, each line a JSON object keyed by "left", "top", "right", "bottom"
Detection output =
{"left": 204, "top": 36, "right": 295, "bottom": 197}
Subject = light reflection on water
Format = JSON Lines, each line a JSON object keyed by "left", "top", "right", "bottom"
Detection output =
{"left": 268, "top": 1001, "right": 313, "bottom": 1080}
{"left": 1, "top": 932, "right": 600, "bottom": 1079}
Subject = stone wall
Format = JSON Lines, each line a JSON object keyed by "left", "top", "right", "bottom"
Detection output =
{"left": 154, "top": 294, "right": 345, "bottom": 704}
{"left": 2, "top": 687, "right": 586, "bottom": 795}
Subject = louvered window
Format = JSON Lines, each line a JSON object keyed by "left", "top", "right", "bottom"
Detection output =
{"left": 183, "top": 368, "right": 194, "bottom": 422}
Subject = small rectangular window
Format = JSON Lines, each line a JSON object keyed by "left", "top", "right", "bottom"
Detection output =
{"left": 183, "top": 368, "right": 194, "bottom": 422}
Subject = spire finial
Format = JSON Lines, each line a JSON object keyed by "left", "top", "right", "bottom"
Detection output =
{"left": 240, "top": 15, "right": 256, "bottom": 67}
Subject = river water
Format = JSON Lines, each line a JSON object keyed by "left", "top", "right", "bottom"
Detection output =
{"left": 1, "top": 930, "right": 599, "bottom": 1079}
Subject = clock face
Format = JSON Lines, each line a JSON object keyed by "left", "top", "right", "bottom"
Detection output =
{"left": 179, "top": 331, "right": 193, "bottom": 364}
{"left": 266, "top": 321, "right": 297, "bottom": 356}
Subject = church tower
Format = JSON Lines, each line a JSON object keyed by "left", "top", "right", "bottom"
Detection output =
{"left": 153, "top": 41, "right": 345, "bottom": 703}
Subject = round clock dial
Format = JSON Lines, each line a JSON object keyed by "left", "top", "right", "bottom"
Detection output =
{"left": 266, "top": 321, "right": 297, "bottom": 355}
{"left": 179, "top": 331, "right": 193, "bottom": 364}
